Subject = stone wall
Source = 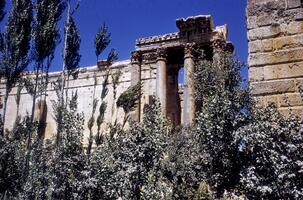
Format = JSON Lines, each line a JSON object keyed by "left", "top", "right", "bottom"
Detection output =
{"left": 247, "top": 0, "right": 303, "bottom": 115}
{"left": 0, "top": 61, "right": 133, "bottom": 141}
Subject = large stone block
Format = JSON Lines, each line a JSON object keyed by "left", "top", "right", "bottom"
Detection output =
{"left": 249, "top": 48, "right": 303, "bottom": 66}
{"left": 263, "top": 61, "right": 303, "bottom": 80}
{"left": 248, "top": 25, "right": 281, "bottom": 41}
{"left": 279, "top": 106, "right": 303, "bottom": 117}
{"left": 249, "top": 39, "right": 273, "bottom": 53}
{"left": 278, "top": 93, "right": 303, "bottom": 107}
{"left": 247, "top": 16, "right": 258, "bottom": 30}
{"left": 250, "top": 79, "right": 296, "bottom": 95}
{"left": 249, "top": 67, "right": 264, "bottom": 82}
{"left": 272, "top": 34, "right": 303, "bottom": 50}
{"left": 281, "top": 21, "right": 303, "bottom": 35}
{"left": 287, "top": 0, "right": 302, "bottom": 9}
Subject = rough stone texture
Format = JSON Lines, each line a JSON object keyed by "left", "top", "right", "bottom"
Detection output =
{"left": 0, "top": 15, "right": 232, "bottom": 140}
{"left": 247, "top": 0, "right": 303, "bottom": 114}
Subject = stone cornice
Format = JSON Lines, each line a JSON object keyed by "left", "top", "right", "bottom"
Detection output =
{"left": 136, "top": 32, "right": 180, "bottom": 47}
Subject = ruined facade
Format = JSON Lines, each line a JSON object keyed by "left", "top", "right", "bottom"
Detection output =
{"left": 0, "top": 15, "right": 232, "bottom": 139}
{"left": 247, "top": 0, "right": 303, "bottom": 115}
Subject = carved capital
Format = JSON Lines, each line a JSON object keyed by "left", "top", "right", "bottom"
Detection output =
{"left": 212, "top": 39, "right": 227, "bottom": 53}
{"left": 156, "top": 48, "right": 167, "bottom": 61}
{"left": 184, "top": 43, "right": 195, "bottom": 58}
{"left": 131, "top": 51, "right": 141, "bottom": 64}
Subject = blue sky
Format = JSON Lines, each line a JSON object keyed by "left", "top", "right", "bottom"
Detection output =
{"left": 3, "top": 0, "right": 248, "bottom": 79}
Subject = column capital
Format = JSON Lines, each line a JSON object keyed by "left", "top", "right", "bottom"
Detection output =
{"left": 184, "top": 43, "right": 196, "bottom": 59}
{"left": 156, "top": 48, "right": 167, "bottom": 61}
{"left": 212, "top": 39, "right": 227, "bottom": 53}
{"left": 131, "top": 51, "right": 141, "bottom": 64}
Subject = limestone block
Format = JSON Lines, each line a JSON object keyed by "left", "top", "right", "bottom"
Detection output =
{"left": 249, "top": 48, "right": 303, "bottom": 66}
{"left": 294, "top": 78, "right": 303, "bottom": 91}
{"left": 295, "top": 8, "right": 303, "bottom": 20}
{"left": 247, "top": 16, "right": 258, "bottom": 30}
{"left": 248, "top": 40, "right": 261, "bottom": 53}
{"left": 263, "top": 61, "right": 303, "bottom": 80}
{"left": 281, "top": 21, "right": 303, "bottom": 35}
{"left": 249, "top": 67, "right": 264, "bottom": 82}
{"left": 250, "top": 79, "right": 296, "bottom": 95}
{"left": 279, "top": 106, "right": 303, "bottom": 117}
{"left": 249, "top": 39, "right": 273, "bottom": 53}
{"left": 259, "top": 95, "right": 279, "bottom": 106}
{"left": 287, "top": 0, "right": 302, "bottom": 9}
{"left": 248, "top": 25, "right": 281, "bottom": 41}
{"left": 257, "top": 14, "right": 275, "bottom": 27}
{"left": 273, "top": 34, "right": 303, "bottom": 50}
{"left": 278, "top": 93, "right": 303, "bottom": 107}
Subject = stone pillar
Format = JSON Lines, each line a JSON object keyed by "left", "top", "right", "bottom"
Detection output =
{"left": 130, "top": 51, "right": 141, "bottom": 121}
{"left": 156, "top": 48, "right": 167, "bottom": 115}
{"left": 183, "top": 43, "right": 195, "bottom": 124}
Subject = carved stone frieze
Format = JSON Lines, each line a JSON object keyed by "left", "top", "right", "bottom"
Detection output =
{"left": 141, "top": 52, "right": 158, "bottom": 63}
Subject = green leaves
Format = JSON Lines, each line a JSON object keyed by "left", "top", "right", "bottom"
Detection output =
{"left": 33, "top": 0, "right": 65, "bottom": 63}
{"left": 64, "top": 14, "right": 81, "bottom": 77}
{"left": 117, "top": 82, "right": 142, "bottom": 114}
{"left": 94, "top": 23, "right": 111, "bottom": 60}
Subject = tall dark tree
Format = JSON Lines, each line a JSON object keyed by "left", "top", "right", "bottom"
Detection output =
{"left": 0, "top": 0, "right": 32, "bottom": 134}
{"left": 94, "top": 23, "right": 111, "bottom": 62}
{"left": 193, "top": 49, "right": 250, "bottom": 196}
{"left": 57, "top": 0, "right": 81, "bottom": 145}
{"left": 0, "top": 0, "right": 5, "bottom": 23}
{"left": 30, "top": 0, "right": 66, "bottom": 125}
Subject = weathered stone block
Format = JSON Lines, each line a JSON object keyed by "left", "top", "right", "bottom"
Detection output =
{"left": 272, "top": 34, "right": 303, "bottom": 50}
{"left": 249, "top": 39, "right": 273, "bottom": 53}
{"left": 247, "top": 16, "right": 258, "bottom": 30}
{"left": 279, "top": 106, "right": 303, "bottom": 117}
{"left": 278, "top": 93, "right": 303, "bottom": 107}
{"left": 281, "top": 21, "right": 303, "bottom": 35}
{"left": 287, "top": 0, "right": 302, "bottom": 9}
{"left": 258, "top": 14, "right": 275, "bottom": 27}
{"left": 295, "top": 8, "right": 303, "bottom": 20}
{"left": 249, "top": 48, "right": 303, "bottom": 66}
{"left": 249, "top": 67, "right": 264, "bottom": 82}
{"left": 250, "top": 79, "right": 296, "bottom": 95}
{"left": 263, "top": 61, "right": 303, "bottom": 80}
{"left": 248, "top": 25, "right": 281, "bottom": 41}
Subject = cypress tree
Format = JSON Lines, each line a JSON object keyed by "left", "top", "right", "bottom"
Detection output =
{"left": 0, "top": 0, "right": 33, "bottom": 135}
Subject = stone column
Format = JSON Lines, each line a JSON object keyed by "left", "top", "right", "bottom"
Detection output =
{"left": 130, "top": 51, "right": 141, "bottom": 121}
{"left": 156, "top": 48, "right": 167, "bottom": 115}
{"left": 183, "top": 43, "right": 195, "bottom": 125}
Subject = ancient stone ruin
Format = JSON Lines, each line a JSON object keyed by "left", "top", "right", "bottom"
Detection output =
{"left": 0, "top": 15, "right": 232, "bottom": 138}
{"left": 2, "top": 0, "right": 303, "bottom": 139}
{"left": 247, "top": 0, "right": 303, "bottom": 115}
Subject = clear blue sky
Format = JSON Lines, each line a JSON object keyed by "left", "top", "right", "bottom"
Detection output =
{"left": 4, "top": 0, "right": 248, "bottom": 78}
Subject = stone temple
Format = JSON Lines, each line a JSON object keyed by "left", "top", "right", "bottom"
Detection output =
{"left": 0, "top": 15, "right": 233, "bottom": 139}
{"left": 2, "top": 0, "right": 303, "bottom": 139}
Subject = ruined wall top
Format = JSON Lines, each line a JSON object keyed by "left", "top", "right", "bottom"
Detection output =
{"left": 135, "top": 15, "right": 230, "bottom": 51}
